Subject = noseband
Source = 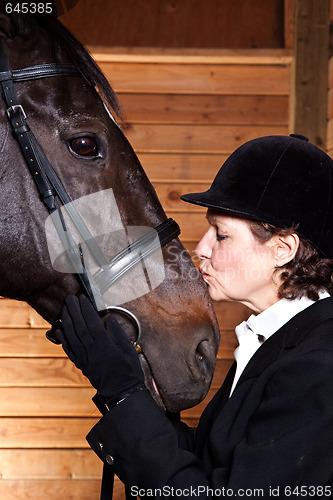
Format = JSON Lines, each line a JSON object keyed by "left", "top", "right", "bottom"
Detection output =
{"left": 0, "top": 42, "right": 180, "bottom": 346}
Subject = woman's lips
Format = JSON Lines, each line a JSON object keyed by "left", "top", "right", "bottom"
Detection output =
{"left": 199, "top": 267, "right": 209, "bottom": 281}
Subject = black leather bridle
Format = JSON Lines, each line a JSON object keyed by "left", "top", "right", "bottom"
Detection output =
{"left": 0, "top": 42, "right": 181, "bottom": 340}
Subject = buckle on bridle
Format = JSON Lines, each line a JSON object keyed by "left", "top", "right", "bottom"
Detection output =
{"left": 6, "top": 104, "right": 26, "bottom": 121}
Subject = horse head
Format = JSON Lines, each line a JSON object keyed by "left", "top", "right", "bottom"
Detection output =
{"left": 0, "top": 5, "right": 219, "bottom": 413}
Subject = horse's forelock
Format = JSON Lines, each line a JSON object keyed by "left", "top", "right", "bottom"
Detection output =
{"left": 0, "top": 3, "right": 121, "bottom": 119}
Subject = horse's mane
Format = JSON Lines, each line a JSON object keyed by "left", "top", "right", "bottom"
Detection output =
{"left": 3, "top": 3, "right": 121, "bottom": 118}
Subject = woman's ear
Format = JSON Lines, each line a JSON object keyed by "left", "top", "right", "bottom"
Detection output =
{"left": 270, "top": 233, "right": 299, "bottom": 267}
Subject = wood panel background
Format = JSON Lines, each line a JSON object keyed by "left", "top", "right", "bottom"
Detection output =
{"left": 59, "top": 0, "right": 285, "bottom": 49}
{"left": 0, "top": 47, "right": 292, "bottom": 498}
{"left": 326, "top": 56, "right": 333, "bottom": 156}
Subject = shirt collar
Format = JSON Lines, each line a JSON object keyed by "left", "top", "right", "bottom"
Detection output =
{"left": 245, "top": 291, "right": 330, "bottom": 342}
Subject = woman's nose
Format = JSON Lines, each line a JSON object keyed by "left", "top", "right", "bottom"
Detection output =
{"left": 195, "top": 230, "right": 213, "bottom": 260}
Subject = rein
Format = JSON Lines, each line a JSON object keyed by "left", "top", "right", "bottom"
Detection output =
{"left": 0, "top": 42, "right": 180, "bottom": 343}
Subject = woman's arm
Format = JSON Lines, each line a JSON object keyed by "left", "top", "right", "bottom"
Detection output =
{"left": 56, "top": 295, "right": 333, "bottom": 498}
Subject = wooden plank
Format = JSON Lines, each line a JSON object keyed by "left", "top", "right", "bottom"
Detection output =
{"left": 0, "top": 418, "right": 98, "bottom": 448}
{"left": 327, "top": 86, "right": 333, "bottom": 120}
{"left": 289, "top": 0, "right": 330, "bottom": 147}
{"left": 0, "top": 300, "right": 33, "bottom": 328}
{"left": 0, "top": 359, "right": 246, "bottom": 416}
{"left": 173, "top": 212, "right": 214, "bottom": 240}
{"left": 92, "top": 47, "right": 292, "bottom": 65}
{"left": 0, "top": 355, "right": 246, "bottom": 415}
{"left": 0, "top": 479, "right": 112, "bottom": 500}
{"left": 100, "top": 62, "right": 290, "bottom": 95}
{"left": 0, "top": 325, "right": 237, "bottom": 358}
{"left": 0, "top": 379, "right": 243, "bottom": 448}
{"left": 123, "top": 123, "right": 288, "bottom": 153}
{"left": 211, "top": 358, "right": 235, "bottom": 387}
{"left": 0, "top": 334, "right": 237, "bottom": 373}
{"left": 28, "top": 308, "right": 49, "bottom": 328}
{"left": 213, "top": 301, "right": 251, "bottom": 330}
{"left": 63, "top": 0, "right": 286, "bottom": 49}
{"left": 328, "top": 56, "right": 333, "bottom": 88}
{"left": 0, "top": 358, "right": 88, "bottom": 387}
{"left": 0, "top": 303, "right": 246, "bottom": 359}
{"left": 154, "top": 182, "right": 209, "bottom": 212}
{"left": 0, "top": 299, "right": 49, "bottom": 328}
{"left": 218, "top": 330, "right": 238, "bottom": 360}
{"left": 327, "top": 118, "right": 333, "bottom": 151}
{"left": 0, "top": 329, "right": 62, "bottom": 357}
{"left": 0, "top": 388, "right": 98, "bottom": 417}
{"left": 284, "top": 0, "right": 296, "bottom": 49}
{"left": 119, "top": 94, "right": 289, "bottom": 125}
{"left": 138, "top": 152, "right": 227, "bottom": 182}
{"left": 0, "top": 346, "right": 238, "bottom": 385}
{"left": 0, "top": 449, "right": 101, "bottom": 479}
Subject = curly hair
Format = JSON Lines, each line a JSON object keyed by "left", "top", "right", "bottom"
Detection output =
{"left": 249, "top": 221, "right": 333, "bottom": 300}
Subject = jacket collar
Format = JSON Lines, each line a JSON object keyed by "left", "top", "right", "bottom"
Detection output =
{"left": 235, "top": 296, "right": 333, "bottom": 388}
{"left": 246, "top": 291, "right": 330, "bottom": 343}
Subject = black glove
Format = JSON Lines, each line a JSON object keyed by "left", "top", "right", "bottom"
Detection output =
{"left": 55, "top": 294, "right": 145, "bottom": 407}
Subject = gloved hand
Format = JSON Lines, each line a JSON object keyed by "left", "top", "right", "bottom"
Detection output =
{"left": 54, "top": 294, "right": 145, "bottom": 406}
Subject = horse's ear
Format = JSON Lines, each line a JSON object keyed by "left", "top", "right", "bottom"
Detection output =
{"left": 0, "top": 14, "right": 12, "bottom": 37}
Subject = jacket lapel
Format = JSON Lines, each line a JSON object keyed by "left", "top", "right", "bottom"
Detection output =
{"left": 194, "top": 362, "right": 236, "bottom": 456}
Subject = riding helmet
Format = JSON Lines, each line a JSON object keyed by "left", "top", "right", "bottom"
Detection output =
{"left": 180, "top": 134, "right": 333, "bottom": 259}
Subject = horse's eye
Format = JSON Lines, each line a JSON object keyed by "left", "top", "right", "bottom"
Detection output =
{"left": 69, "top": 136, "right": 99, "bottom": 158}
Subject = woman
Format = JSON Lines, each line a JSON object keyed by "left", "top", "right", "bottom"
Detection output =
{"left": 55, "top": 134, "right": 333, "bottom": 498}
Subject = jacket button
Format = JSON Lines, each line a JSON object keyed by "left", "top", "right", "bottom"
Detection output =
{"left": 106, "top": 454, "right": 114, "bottom": 465}
{"left": 97, "top": 442, "right": 104, "bottom": 452}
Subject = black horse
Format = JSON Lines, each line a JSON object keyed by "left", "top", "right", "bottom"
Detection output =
{"left": 0, "top": 5, "right": 219, "bottom": 413}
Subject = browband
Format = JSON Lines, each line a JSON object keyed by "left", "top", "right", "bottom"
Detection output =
{"left": 0, "top": 63, "right": 80, "bottom": 83}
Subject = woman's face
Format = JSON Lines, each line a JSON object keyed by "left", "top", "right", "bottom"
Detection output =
{"left": 195, "top": 212, "right": 280, "bottom": 313}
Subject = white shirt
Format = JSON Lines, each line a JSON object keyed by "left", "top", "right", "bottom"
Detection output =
{"left": 229, "top": 291, "right": 330, "bottom": 396}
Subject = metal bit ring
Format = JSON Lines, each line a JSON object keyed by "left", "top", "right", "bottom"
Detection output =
{"left": 105, "top": 306, "right": 142, "bottom": 353}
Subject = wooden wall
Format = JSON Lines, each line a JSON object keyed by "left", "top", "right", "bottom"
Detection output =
{"left": 99, "top": 47, "right": 291, "bottom": 424}
{"left": 60, "top": 0, "right": 285, "bottom": 49}
{"left": 317, "top": 0, "right": 333, "bottom": 153}
{"left": 0, "top": 47, "right": 291, "bottom": 498}
{"left": 327, "top": 56, "right": 333, "bottom": 156}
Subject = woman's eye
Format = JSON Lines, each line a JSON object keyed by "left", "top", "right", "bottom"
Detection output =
{"left": 217, "top": 233, "right": 228, "bottom": 241}
{"left": 68, "top": 136, "right": 100, "bottom": 158}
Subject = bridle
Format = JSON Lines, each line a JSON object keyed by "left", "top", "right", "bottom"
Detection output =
{"left": 0, "top": 42, "right": 181, "bottom": 346}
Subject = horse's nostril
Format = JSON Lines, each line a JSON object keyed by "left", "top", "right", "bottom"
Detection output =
{"left": 195, "top": 339, "right": 215, "bottom": 377}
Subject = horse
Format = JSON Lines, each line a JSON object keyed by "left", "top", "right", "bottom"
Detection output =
{"left": 0, "top": 5, "right": 219, "bottom": 414}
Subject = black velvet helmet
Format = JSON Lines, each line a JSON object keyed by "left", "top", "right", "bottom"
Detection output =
{"left": 181, "top": 134, "right": 333, "bottom": 258}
